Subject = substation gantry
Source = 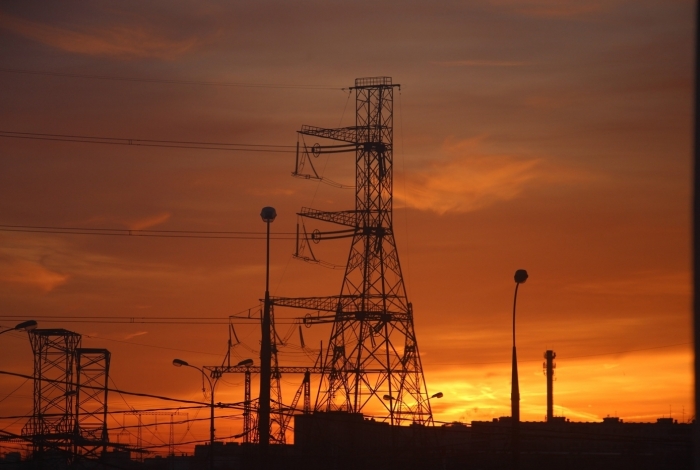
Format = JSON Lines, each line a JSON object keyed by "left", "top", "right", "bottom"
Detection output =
{"left": 205, "top": 330, "right": 317, "bottom": 444}
{"left": 20, "top": 329, "right": 111, "bottom": 463}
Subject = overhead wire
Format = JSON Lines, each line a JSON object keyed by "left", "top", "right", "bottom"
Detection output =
{"left": 84, "top": 333, "right": 226, "bottom": 357}
{"left": 0, "top": 378, "right": 30, "bottom": 405}
{"left": 0, "top": 130, "right": 296, "bottom": 153}
{"left": 0, "top": 224, "right": 296, "bottom": 240}
{"left": 0, "top": 68, "right": 347, "bottom": 91}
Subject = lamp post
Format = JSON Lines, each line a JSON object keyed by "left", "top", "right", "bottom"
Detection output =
{"left": 173, "top": 359, "right": 218, "bottom": 470}
{"left": 0, "top": 320, "right": 38, "bottom": 336}
{"left": 259, "top": 206, "right": 276, "bottom": 452}
{"left": 511, "top": 269, "right": 528, "bottom": 470}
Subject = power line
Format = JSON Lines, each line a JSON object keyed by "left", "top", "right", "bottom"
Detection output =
{"left": 0, "top": 67, "right": 347, "bottom": 91}
{"left": 0, "top": 369, "right": 244, "bottom": 409}
{"left": 82, "top": 333, "right": 229, "bottom": 357}
{"left": 0, "top": 224, "right": 296, "bottom": 240}
{"left": 0, "top": 303, "right": 262, "bottom": 324}
{"left": 0, "top": 130, "right": 296, "bottom": 153}
{"left": 1, "top": 315, "right": 229, "bottom": 322}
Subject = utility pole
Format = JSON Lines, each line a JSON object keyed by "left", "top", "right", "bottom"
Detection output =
{"left": 259, "top": 207, "right": 277, "bottom": 457}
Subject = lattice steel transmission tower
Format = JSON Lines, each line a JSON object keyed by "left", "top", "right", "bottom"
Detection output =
{"left": 273, "top": 76, "right": 433, "bottom": 425}
{"left": 21, "top": 330, "right": 111, "bottom": 463}
{"left": 74, "top": 348, "right": 110, "bottom": 459}
{"left": 22, "top": 329, "right": 81, "bottom": 459}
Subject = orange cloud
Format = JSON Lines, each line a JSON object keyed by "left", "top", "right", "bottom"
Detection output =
{"left": 0, "top": 255, "right": 69, "bottom": 292}
{"left": 126, "top": 212, "right": 172, "bottom": 231}
{"left": 124, "top": 331, "right": 149, "bottom": 340}
{"left": 397, "top": 136, "right": 595, "bottom": 214}
{"left": 0, "top": 12, "right": 202, "bottom": 59}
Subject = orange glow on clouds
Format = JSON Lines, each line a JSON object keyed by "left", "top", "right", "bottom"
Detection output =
{"left": 0, "top": 255, "right": 69, "bottom": 292}
{"left": 396, "top": 136, "right": 596, "bottom": 213}
{"left": 0, "top": 11, "right": 204, "bottom": 60}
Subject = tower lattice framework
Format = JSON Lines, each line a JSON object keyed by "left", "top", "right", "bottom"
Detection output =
{"left": 21, "top": 330, "right": 111, "bottom": 463}
{"left": 273, "top": 76, "right": 433, "bottom": 425}
{"left": 22, "top": 329, "right": 81, "bottom": 459}
{"left": 74, "top": 348, "right": 110, "bottom": 459}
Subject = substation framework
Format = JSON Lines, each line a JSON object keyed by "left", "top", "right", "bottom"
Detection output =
{"left": 20, "top": 329, "right": 111, "bottom": 463}
{"left": 74, "top": 348, "right": 110, "bottom": 459}
{"left": 206, "top": 326, "right": 316, "bottom": 444}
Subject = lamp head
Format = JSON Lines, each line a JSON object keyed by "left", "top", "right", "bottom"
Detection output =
{"left": 382, "top": 394, "right": 394, "bottom": 401}
{"left": 431, "top": 392, "right": 444, "bottom": 399}
{"left": 237, "top": 358, "right": 254, "bottom": 367}
{"left": 172, "top": 358, "right": 188, "bottom": 367}
{"left": 514, "top": 269, "right": 529, "bottom": 284}
{"left": 260, "top": 207, "right": 277, "bottom": 223}
{"left": 14, "top": 320, "right": 37, "bottom": 331}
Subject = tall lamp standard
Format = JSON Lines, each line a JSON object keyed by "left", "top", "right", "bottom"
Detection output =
{"left": 173, "top": 359, "right": 218, "bottom": 470}
{"left": 258, "top": 206, "right": 276, "bottom": 452}
{"left": 511, "top": 269, "right": 528, "bottom": 469}
{"left": 0, "top": 320, "right": 38, "bottom": 336}
{"left": 511, "top": 270, "right": 528, "bottom": 421}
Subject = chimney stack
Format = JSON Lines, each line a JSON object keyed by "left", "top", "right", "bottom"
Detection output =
{"left": 544, "top": 350, "right": 556, "bottom": 421}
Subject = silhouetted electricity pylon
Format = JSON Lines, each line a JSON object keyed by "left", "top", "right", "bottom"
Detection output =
{"left": 74, "top": 348, "right": 110, "bottom": 460}
{"left": 23, "top": 329, "right": 81, "bottom": 460}
{"left": 21, "top": 330, "right": 111, "bottom": 464}
{"left": 273, "top": 76, "right": 433, "bottom": 425}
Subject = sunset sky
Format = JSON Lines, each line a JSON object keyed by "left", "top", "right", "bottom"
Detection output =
{"left": 0, "top": 0, "right": 694, "bottom": 455}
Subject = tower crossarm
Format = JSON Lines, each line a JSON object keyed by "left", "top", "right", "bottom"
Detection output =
{"left": 299, "top": 125, "right": 358, "bottom": 144}
{"left": 269, "top": 295, "right": 346, "bottom": 312}
{"left": 204, "top": 365, "right": 323, "bottom": 375}
{"left": 299, "top": 125, "right": 393, "bottom": 147}
{"left": 269, "top": 295, "right": 410, "bottom": 317}
{"left": 299, "top": 207, "right": 358, "bottom": 228}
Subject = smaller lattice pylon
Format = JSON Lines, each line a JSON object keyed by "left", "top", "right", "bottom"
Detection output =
{"left": 22, "top": 329, "right": 81, "bottom": 463}
{"left": 74, "top": 348, "right": 110, "bottom": 460}
{"left": 125, "top": 411, "right": 185, "bottom": 460}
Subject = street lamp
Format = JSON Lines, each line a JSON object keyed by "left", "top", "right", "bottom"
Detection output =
{"left": 430, "top": 392, "right": 444, "bottom": 399}
{"left": 259, "top": 207, "right": 276, "bottom": 451}
{"left": 173, "top": 358, "right": 218, "bottom": 470}
{"left": 511, "top": 269, "right": 528, "bottom": 422}
{"left": 511, "top": 269, "right": 528, "bottom": 470}
{"left": 0, "top": 320, "right": 38, "bottom": 335}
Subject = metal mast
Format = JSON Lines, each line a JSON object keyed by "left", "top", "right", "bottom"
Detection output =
{"left": 274, "top": 76, "right": 433, "bottom": 425}
{"left": 22, "top": 329, "right": 81, "bottom": 461}
{"left": 74, "top": 348, "right": 110, "bottom": 460}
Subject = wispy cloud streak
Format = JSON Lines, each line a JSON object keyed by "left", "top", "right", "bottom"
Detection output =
{"left": 0, "top": 12, "right": 203, "bottom": 59}
{"left": 397, "top": 136, "right": 595, "bottom": 214}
